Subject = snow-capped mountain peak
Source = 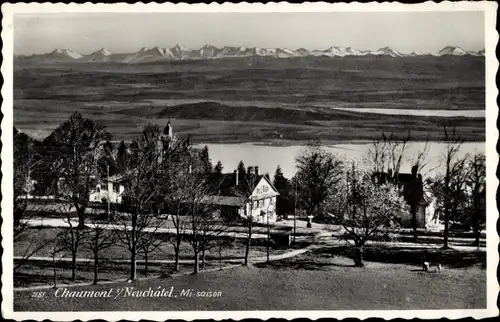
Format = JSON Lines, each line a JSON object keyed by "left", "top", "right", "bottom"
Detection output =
{"left": 373, "top": 46, "right": 402, "bottom": 57}
{"left": 50, "top": 48, "right": 83, "bottom": 59}
{"left": 150, "top": 46, "right": 166, "bottom": 55}
{"left": 202, "top": 44, "right": 217, "bottom": 50}
{"left": 173, "top": 44, "right": 190, "bottom": 52}
{"left": 438, "top": 46, "right": 468, "bottom": 56}
{"left": 96, "top": 48, "right": 112, "bottom": 56}
{"left": 295, "top": 48, "right": 310, "bottom": 56}
{"left": 17, "top": 44, "right": 484, "bottom": 64}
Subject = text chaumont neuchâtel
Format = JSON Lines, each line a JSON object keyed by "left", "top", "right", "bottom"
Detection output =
{"left": 54, "top": 287, "right": 223, "bottom": 299}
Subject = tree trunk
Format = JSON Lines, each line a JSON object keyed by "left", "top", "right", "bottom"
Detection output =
{"left": 411, "top": 204, "right": 418, "bottom": 242}
{"left": 52, "top": 257, "right": 57, "bottom": 288}
{"left": 130, "top": 216, "right": 137, "bottom": 280}
{"left": 130, "top": 250, "right": 137, "bottom": 280}
{"left": 474, "top": 218, "right": 481, "bottom": 248}
{"left": 78, "top": 208, "right": 85, "bottom": 229}
{"left": 193, "top": 251, "right": 199, "bottom": 274}
{"left": 144, "top": 250, "right": 149, "bottom": 276}
{"left": 201, "top": 247, "right": 206, "bottom": 269}
{"left": 219, "top": 248, "right": 222, "bottom": 270}
{"left": 174, "top": 244, "right": 180, "bottom": 272}
{"left": 354, "top": 245, "right": 364, "bottom": 267}
{"left": 71, "top": 251, "right": 77, "bottom": 281}
{"left": 443, "top": 209, "right": 450, "bottom": 249}
{"left": 93, "top": 252, "right": 98, "bottom": 285}
{"left": 244, "top": 219, "right": 252, "bottom": 266}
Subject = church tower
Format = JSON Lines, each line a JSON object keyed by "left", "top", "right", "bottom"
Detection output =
{"left": 157, "top": 117, "right": 174, "bottom": 164}
{"left": 163, "top": 117, "right": 173, "bottom": 139}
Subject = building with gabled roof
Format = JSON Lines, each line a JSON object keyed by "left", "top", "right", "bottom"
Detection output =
{"left": 213, "top": 166, "right": 280, "bottom": 224}
{"left": 373, "top": 165, "right": 429, "bottom": 228}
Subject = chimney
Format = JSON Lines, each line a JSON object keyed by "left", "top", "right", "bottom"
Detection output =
{"left": 254, "top": 166, "right": 259, "bottom": 176}
{"left": 234, "top": 170, "right": 238, "bottom": 186}
{"left": 247, "top": 166, "right": 254, "bottom": 175}
{"left": 411, "top": 165, "right": 418, "bottom": 178}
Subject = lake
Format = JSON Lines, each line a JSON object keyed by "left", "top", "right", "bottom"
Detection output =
{"left": 196, "top": 142, "right": 485, "bottom": 179}
{"left": 129, "top": 99, "right": 485, "bottom": 118}
{"left": 330, "top": 107, "right": 485, "bottom": 118}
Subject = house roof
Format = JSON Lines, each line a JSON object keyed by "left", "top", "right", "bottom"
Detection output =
{"left": 202, "top": 195, "right": 247, "bottom": 207}
{"left": 106, "top": 169, "right": 138, "bottom": 183}
{"left": 217, "top": 173, "right": 279, "bottom": 198}
{"left": 373, "top": 171, "right": 428, "bottom": 206}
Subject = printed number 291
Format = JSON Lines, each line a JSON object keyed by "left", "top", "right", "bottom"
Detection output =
{"left": 31, "top": 292, "right": 46, "bottom": 298}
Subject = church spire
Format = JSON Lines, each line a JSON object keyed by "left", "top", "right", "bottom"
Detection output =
{"left": 164, "top": 116, "right": 173, "bottom": 138}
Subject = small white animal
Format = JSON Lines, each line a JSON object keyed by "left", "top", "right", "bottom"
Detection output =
{"left": 423, "top": 261, "right": 442, "bottom": 272}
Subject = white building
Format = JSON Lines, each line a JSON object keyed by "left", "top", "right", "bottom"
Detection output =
{"left": 214, "top": 166, "right": 280, "bottom": 224}
{"left": 89, "top": 174, "right": 125, "bottom": 204}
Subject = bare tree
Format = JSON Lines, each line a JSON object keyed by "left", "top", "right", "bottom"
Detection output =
{"left": 13, "top": 129, "right": 47, "bottom": 271}
{"left": 48, "top": 194, "right": 87, "bottom": 282}
{"left": 165, "top": 190, "right": 188, "bottom": 272}
{"left": 163, "top": 166, "right": 191, "bottom": 272}
{"left": 295, "top": 141, "right": 344, "bottom": 220}
{"left": 367, "top": 131, "right": 411, "bottom": 180}
{"left": 184, "top": 176, "right": 229, "bottom": 274}
{"left": 327, "top": 163, "right": 408, "bottom": 267}
{"left": 216, "top": 237, "right": 235, "bottom": 270}
{"left": 266, "top": 198, "right": 277, "bottom": 262}
{"left": 199, "top": 209, "right": 234, "bottom": 269}
{"left": 115, "top": 133, "right": 163, "bottom": 281}
{"left": 116, "top": 125, "right": 190, "bottom": 280}
{"left": 44, "top": 112, "right": 111, "bottom": 228}
{"left": 465, "top": 153, "right": 486, "bottom": 247}
{"left": 411, "top": 137, "right": 432, "bottom": 176}
{"left": 49, "top": 232, "right": 66, "bottom": 288}
{"left": 83, "top": 211, "right": 116, "bottom": 284}
{"left": 367, "top": 131, "right": 430, "bottom": 241}
{"left": 138, "top": 220, "right": 167, "bottom": 276}
{"left": 431, "top": 126, "right": 465, "bottom": 249}
{"left": 234, "top": 171, "right": 260, "bottom": 266}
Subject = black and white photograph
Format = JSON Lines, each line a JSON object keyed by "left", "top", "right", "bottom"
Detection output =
{"left": 1, "top": 2, "right": 498, "bottom": 320}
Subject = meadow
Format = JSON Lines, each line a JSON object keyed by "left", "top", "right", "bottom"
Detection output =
{"left": 15, "top": 261, "right": 486, "bottom": 311}
{"left": 14, "top": 56, "right": 485, "bottom": 143}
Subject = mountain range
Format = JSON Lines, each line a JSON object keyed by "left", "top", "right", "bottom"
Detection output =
{"left": 15, "top": 45, "right": 485, "bottom": 64}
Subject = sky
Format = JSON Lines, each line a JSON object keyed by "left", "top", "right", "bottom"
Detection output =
{"left": 14, "top": 11, "right": 485, "bottom": 55}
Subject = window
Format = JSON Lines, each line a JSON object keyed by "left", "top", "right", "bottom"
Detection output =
{"left": 256, "top": 188, "right": 260, "bottom": 194}
{"left": 263, "top": 186, "right": 268, "bottom": 192}
{"left": 253, "top": 201, "right": 257, "bottom": 209}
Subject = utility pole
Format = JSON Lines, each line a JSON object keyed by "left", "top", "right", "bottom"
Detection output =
{"left": 107, "top": 164, "right": 111, "bottom": 222}
{"left": 293, "top": 177, "right": 297, "bottom": 244}
{"left": 266, "top": 208, "right": 270, "bottom": 262}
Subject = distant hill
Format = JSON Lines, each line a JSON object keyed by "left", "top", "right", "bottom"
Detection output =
{"left": 118, "top": 101, "right": 429, "bottom": 125}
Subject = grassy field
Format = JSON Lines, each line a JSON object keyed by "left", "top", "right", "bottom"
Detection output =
{"left": 14, "top": 263, "right": 486, "bottom": 311}
{"left": 13, "top": 56, "right": 485, "bottom": 142}
{"left": 15, "top": 227, "right": 288, "bottom": 261}
{"left": 260, "top": 245, "right": 486, "bottom": 270}
{"left": 14, "top": 226, "right": 291, "bottom": 287}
